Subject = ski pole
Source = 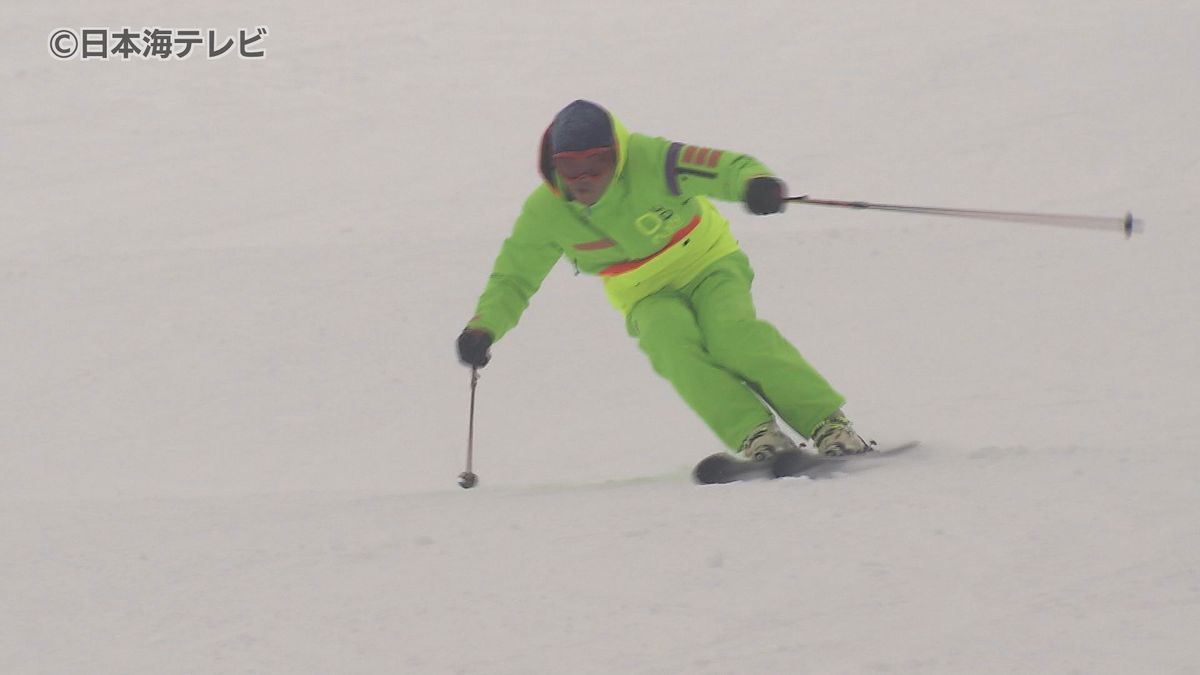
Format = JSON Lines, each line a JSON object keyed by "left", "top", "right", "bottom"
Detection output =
{"left": 785, "top": 196, "right": 1144, "bottom": 238}
{"left": 459, "top": 367, "right": 480, "bottom": 489}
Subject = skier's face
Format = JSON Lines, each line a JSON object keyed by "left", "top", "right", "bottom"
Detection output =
{"left": 565, "top": 166, "right": 613, "bottom": 205}
{"left": 552, "top": 147, "right": 615, "bottom": 206}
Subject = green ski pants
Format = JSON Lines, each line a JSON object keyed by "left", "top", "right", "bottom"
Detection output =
{"left": 626, "top": 251, "right": 845, "bottom": 451}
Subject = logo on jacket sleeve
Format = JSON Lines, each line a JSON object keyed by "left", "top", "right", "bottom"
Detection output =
{"left": 681, "top": 145, "right": 723, "bottom": 169}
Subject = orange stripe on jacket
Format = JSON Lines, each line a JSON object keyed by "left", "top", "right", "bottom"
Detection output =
{"left": 574, "top": 239, "right": 617, "bottom": 251}
{"left": 599, "top": 215, "right": 702, "bottom": 277}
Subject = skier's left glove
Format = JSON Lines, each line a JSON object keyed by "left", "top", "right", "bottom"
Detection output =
{"left": 457, "top": 328, "right": 493, "bottom": 368}
{"left": 744, "top": 176, "right": 787, "bottom": 215}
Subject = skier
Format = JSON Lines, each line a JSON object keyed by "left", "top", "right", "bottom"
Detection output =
{"left": 456, "top": 100, "right": 870, "bottom": 461}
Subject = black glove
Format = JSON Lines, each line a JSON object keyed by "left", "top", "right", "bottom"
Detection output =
{"left": 457, "top": 328, "right": 493, "bottom": 368}
{"left": 744, "top": 176, "right": 787, "bottom": 215}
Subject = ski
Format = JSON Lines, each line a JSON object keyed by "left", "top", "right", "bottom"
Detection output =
{"left": 692, "top": 440, "right": 920, "bottom": 485}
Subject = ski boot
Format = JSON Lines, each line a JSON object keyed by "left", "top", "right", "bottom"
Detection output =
{"left": 811, "top": 410, "right": 873, "bottom": 456}
{"left": 739, "top": 420, "right": 799, "bottom": 461}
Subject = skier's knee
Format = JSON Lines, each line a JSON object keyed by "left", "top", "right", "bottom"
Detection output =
{"left": 643, "top": 342, "right": 707, "bottom": 378}
{"left": 704, "top": 319, "right": 758, "bottom": 363}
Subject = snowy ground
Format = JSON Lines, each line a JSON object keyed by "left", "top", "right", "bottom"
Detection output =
{"left": 3, "top": 1, "right": 1199, "bottom": 673}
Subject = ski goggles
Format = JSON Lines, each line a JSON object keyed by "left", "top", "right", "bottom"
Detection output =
{"left": 551, "top": 146, "right": 615, "bottom": 181}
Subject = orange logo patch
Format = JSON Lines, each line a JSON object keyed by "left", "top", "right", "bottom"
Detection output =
{"left": 680, "top": 145, "right": 723, "bottom": 169}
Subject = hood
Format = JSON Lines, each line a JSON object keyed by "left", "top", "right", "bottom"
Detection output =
{"left": 537, "top": 104, "right": 631, "bottom": 200}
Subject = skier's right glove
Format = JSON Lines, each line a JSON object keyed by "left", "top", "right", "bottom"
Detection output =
{"left": 744, "top": 176, "right": 787, "bottom": 215}
{"left": 457, "top": 328, "right": 493, "bottom": 368}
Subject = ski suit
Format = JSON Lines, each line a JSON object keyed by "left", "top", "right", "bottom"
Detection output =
{"left": 466, "top": 110, "right": 845, "bottom": 450}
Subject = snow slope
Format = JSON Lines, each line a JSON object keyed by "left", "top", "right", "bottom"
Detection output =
{"left": 3, "top": 1, "right": 1199, "bottom": 672}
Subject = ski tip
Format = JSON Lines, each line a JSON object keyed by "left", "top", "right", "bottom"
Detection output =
{"left": 867, "top": 440, "right": 921, "bottom": 455}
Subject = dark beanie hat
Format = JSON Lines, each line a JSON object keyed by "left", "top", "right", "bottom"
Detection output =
{"left": 550, "top": 100, "right": 613, "bottom": 153}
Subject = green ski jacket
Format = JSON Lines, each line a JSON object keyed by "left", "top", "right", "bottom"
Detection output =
{"left": 468, "top": 110, "right": 776, "bottom": 341}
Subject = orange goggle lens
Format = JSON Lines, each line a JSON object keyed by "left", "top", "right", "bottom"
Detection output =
{"left": 552, "top": 147, "right": 614, "bottom": 180}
